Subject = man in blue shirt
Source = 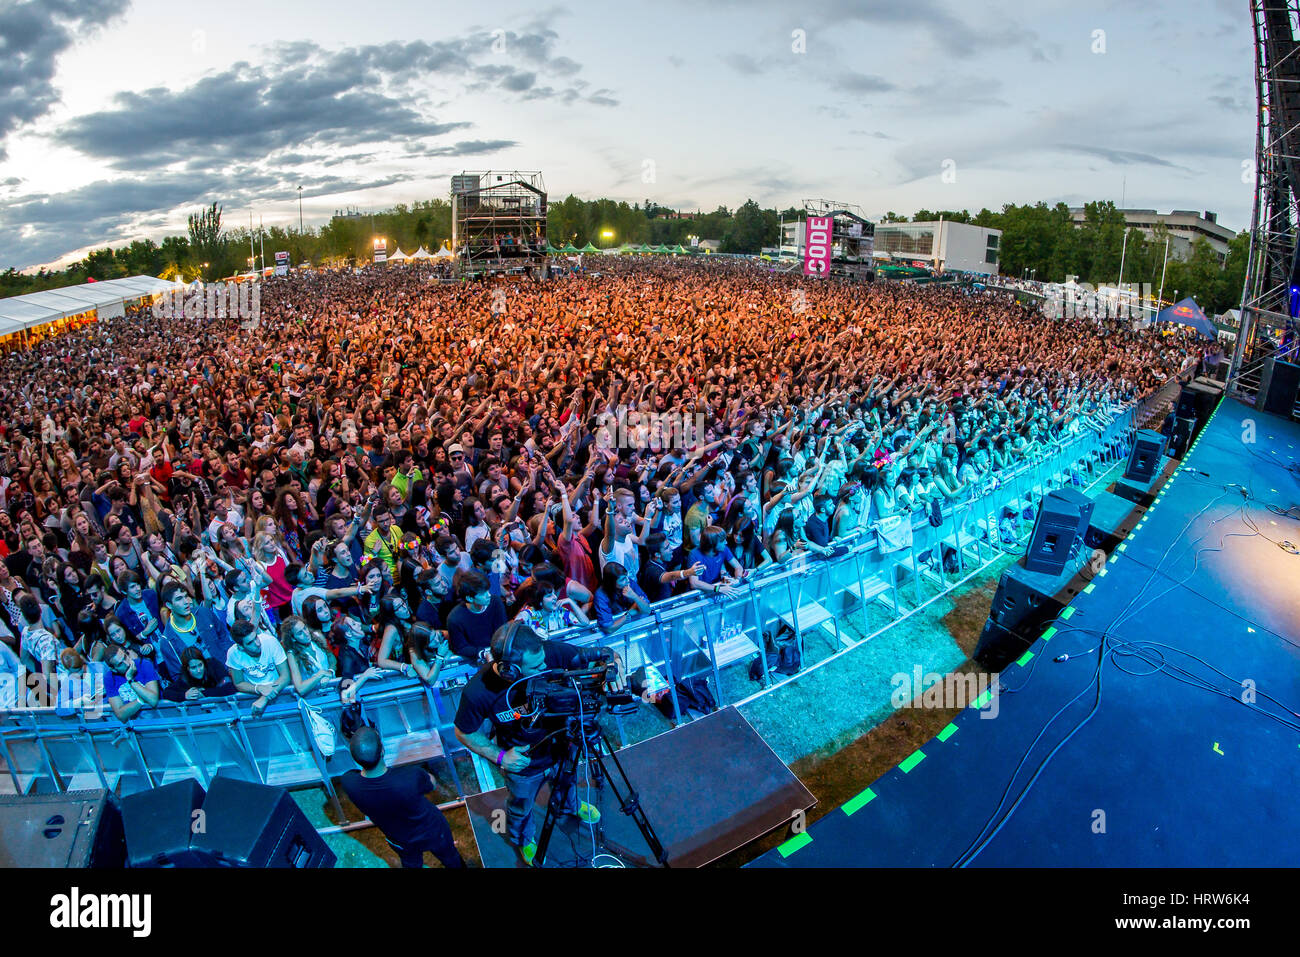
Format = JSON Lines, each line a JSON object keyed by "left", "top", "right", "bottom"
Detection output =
{"left": 157, "top": 585, "right": 233, "bottom": 685}
{"left": 103, "top": 646, "right": 162, "bottom": 722}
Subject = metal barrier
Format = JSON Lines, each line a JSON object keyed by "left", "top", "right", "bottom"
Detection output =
{"left": 0, "top": 399, "right": 1150, "bottom": 801}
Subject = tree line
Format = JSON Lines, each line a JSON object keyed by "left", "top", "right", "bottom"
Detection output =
{"left": 2, "top": 196, "right": 1247, "bottom": 314}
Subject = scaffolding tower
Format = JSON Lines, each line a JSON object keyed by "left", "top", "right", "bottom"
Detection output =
{"left": 1231, "top": 0, "right": 1300, "bottom": 397}
{"left": 451, "top": 171, "right": 549, "bottom": 277}
{"left": 803, "top": 199, "right": 876, "bottom": 280}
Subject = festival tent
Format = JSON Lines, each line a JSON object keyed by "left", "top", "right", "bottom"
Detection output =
{"left": 560, "top": 243, "right": 580, "bottom": 253}
{"left": 0, "top": 274, "right": 183, "bottom": 337}
{"left": 652, "top": 244, "right": 671, "bottom": 253}
{"left": 432, "top": 244, "right": 455, "bottom": 259}
{"left": 671, "top": 244, "right": 689, "bottom": 254}
{"left": 579, "top": 242, "right": 600, "bottom": 253}
{"left": 410, "top": 246, "right": 432, "bottom": 259}
{"left": 388, "top": 248, "right": 408, "bottom": 262}
{"left": 1154, "top": 297, "right": 1217, "bottom": 339}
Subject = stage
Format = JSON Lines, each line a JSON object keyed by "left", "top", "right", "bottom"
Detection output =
{"left": 751, "top": 397, "right": 1300, "bottom": 867}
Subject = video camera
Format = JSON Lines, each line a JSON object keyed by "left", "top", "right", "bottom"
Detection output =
{"left": 523, "top": 661, "right": 636, "bottom": 723}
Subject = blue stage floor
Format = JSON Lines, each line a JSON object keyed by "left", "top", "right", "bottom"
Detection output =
{"left": 752, "top": 398, "right": 1300, "bottom": 867}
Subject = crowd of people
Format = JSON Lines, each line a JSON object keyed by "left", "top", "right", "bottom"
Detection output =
{"left": 0, "top": 256, "right": 1208, "bottom": 724}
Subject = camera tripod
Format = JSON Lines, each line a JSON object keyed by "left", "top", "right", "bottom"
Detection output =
{"left": 532, "top": 718, "right": 669, "bottom": 868}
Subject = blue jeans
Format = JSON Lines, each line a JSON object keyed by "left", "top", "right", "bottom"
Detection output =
{"left": 503, "top": 759, "right": 579, "bottom": 847}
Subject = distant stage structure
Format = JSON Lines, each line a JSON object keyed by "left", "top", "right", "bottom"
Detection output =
{"left": 451, "top": 171, "right": 549, "bottom": 278}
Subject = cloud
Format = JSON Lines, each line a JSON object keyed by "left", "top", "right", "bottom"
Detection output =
{"left": 0, "top": 170, "right": 407, "bottom": 268}
{"left": 1057, "top": 144, "right": 1188, "bottom": 171}
{"left": 0, "top": 0, "right": 131, "bottom": 159}
{"left": 834, "top": 71, "right": 896, "bottom": 94}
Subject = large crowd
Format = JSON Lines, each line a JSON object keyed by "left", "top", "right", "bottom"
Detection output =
{"left": 0, "top": 256, "right": 1207, "bottom": 720}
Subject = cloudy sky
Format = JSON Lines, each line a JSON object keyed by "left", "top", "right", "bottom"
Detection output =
{"left": 0, "top": 0, "right": 1254, "bottom": 270}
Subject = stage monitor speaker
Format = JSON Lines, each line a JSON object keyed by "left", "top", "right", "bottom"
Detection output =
{"left": 1085, "top": 491, "right": 1136, "bottom": 553}
{"left": 1024, "top": 488, "right": 1092, "bottom": 575}
{"left": 1256, "top": 357, "right": 1300, "bottom": 418}
{"left": 0, "top": 790, "right": 125, "bottom": 868}
{"left": 1123, "top": 429, "right": 1166, "bottom": 482}
{"left": 975, "top": 554, "right": 1088, "bottom": 670}
{"left": 1176, "top": 381, "right": 1221, "bottom": 423}
{"left": 1169, "top": 416, "right": 1196, "bottom": 459}
{"left": 191, "top": 776, "right": 335, "bottom": 868}
{"left": 1214, "top": 359, "right": 1231, "bottom": 382}
{"left": 122, "top": 777, "right": 212, "bottom": 868}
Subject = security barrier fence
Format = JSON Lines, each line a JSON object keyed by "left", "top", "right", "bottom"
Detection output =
{"left": 0, "top": 382, "right": 1179, "bottom": 809}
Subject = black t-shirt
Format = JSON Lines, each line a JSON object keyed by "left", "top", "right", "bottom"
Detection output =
{"left": 453, "top": 640, "right": 611, "bottom": 766}
{"left": 338, "top": 766, "right": 442, "bottom": 847}
{"left": 804, "top": 514, "right": 831, "bottom": 548}
{"left": 446, "top": 598, "right": 507, "bottom": 662}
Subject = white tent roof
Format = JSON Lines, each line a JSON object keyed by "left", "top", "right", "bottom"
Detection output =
{"left": 410, "top": 246, "right": 433, "bottom": 259}
{"left": 431, "top": 244, "right": 455, "bottom": 259}
{"left": 0, "top": 274, "right": 184, "bottom": 336}
{"left": 388, "top": 247, "right": 408, "bottom": 261}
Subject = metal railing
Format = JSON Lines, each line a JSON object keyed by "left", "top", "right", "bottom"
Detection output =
{"left": 0, "top": 397, "right": 1158, "bottom": 803}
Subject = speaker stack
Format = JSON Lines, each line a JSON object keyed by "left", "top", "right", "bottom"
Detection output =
{"left": 1256, "top": 357, "right": 1300, "bottom": 419}
{"left": 0, "top": 790, "right": 126, "bottom": 868}
{"left": 976, "top": 489, "right": 1094, "bottom": 671}
{"left": 121, "top": 776, "right": 335, "bottom": 868}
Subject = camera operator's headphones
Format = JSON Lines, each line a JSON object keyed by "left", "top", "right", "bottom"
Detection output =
{"left": 491, "top": 621, "right": 530, "bottom": 682}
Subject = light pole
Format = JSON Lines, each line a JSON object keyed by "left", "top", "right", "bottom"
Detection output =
{"left": 298, "top": 186, "right": 303, "bottom": 234}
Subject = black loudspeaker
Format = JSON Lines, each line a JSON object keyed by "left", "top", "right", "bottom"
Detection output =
{"left": 1024, "top": 489, "right": 1092, "bottom": 575}
{"left": 191, "top": 776, "right": 335, "bottom": 868}
{"left": 1256, "top": 357, "right": 1300, "bottom": 417}
{"left": 975, "top": 553, "right": 1089, "bottom": 670}
{"left": 1085, "top": 491, "right": 1137, "bottom": 553}
{"left": 1215, "top": 359, "right": 1232, "bottom": 382}
{"left": 122, "top": 778, "right": 211, "bottom": 868}
{"left": 1123, "top": 429, "right": 1166, "bottom": 482}
{"left": 0, "top": 790, "right": 125, "bottom": 868}
{"left": 1169, "top": 416, "right": 1196, "bottom": 459}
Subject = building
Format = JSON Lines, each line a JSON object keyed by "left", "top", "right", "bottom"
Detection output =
{"left": 872, "top": 221, "right": 1001, "bottom": 275}
{"left": 1067, "top": 208, "right": 1236, "bottom": 264}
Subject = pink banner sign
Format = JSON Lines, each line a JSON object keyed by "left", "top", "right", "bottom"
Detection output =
{"left": 803, "top": 216, "right": 833, "bottom": 278}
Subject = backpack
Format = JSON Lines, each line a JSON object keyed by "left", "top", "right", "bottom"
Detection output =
{"left": 749, "top": 623, "right": 802, "bottom": 681}
{"left": 652, "top": 676, "right": 718, "bottom": 720}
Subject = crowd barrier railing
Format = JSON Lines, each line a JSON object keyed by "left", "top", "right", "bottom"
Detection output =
{"left": 0, "top": 398, "right": 1154, "bottom": 802}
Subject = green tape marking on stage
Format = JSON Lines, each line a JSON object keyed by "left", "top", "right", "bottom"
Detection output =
{"left": 973, "top": 689, "right": 993, "bottom": 709}
{"left": 777, "top": 832, "right": 812, "bottom": 857}
{"left": 842, "top": 787, "right": 877, "bottom": 817}
{"left": 1099, "top": 567, "right": 1109, "bottom": 577}
{"left": 1061, "top": 606, "right": 1076, "bottom": 620}
{"left": 1016, "top": 650, "right": 1034, "bottom": 667}
{"left": 1042, "top": 625, "right": 1057, "bottom": 641}
{"left": 899, "top": 749, "right": 926, "bottom": 773}
{"left": 1118, "top": 542, "right": 1128, "bottom": 552}
{"left": 1083, "top": 583, "right": 1095, "bottom": 594}
{"left": 937, "top": 723, "right": 958, "bottom": 742}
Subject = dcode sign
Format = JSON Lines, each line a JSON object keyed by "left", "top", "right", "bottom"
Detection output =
{"left": 803, "top": 216, "right": 833, "bottom": 278}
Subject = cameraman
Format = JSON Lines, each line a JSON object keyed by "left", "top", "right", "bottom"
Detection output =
{"left": 453, "top": 622, "right": 617, "bottom": 865}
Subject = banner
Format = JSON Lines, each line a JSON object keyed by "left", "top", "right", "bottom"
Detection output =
{"left": 803, "top": 215, "right": 833, "bottom": 278}
{"left": 274, "top": 251, "right": 289, "bottom": 277}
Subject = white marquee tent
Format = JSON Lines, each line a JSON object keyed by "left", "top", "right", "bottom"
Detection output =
{"left": 432, "top": 244, "right": 455, "bottom": 259}
{"left": 0, "top": 275, "right": 184, "bottom": 338}
{"left": 410, "top": 246, "right": 433, "bottom": 260}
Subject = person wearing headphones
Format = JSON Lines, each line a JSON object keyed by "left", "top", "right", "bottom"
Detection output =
{"left": 453, "top": 622, "right": 620, "bottom": 865}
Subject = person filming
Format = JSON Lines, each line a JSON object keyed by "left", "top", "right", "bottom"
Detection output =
{"left": 453, "top": 622, "right": 618, "bottom": 865}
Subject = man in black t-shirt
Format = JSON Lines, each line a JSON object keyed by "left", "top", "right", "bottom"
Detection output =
{"left": 446, "top": 571, "right": 507, "bottom": 663}
{"left": 338, "top": 728, "right": 464, "bottom": 868}
{"left": 453, "top": 623, "right": 614, "bottom": 864}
